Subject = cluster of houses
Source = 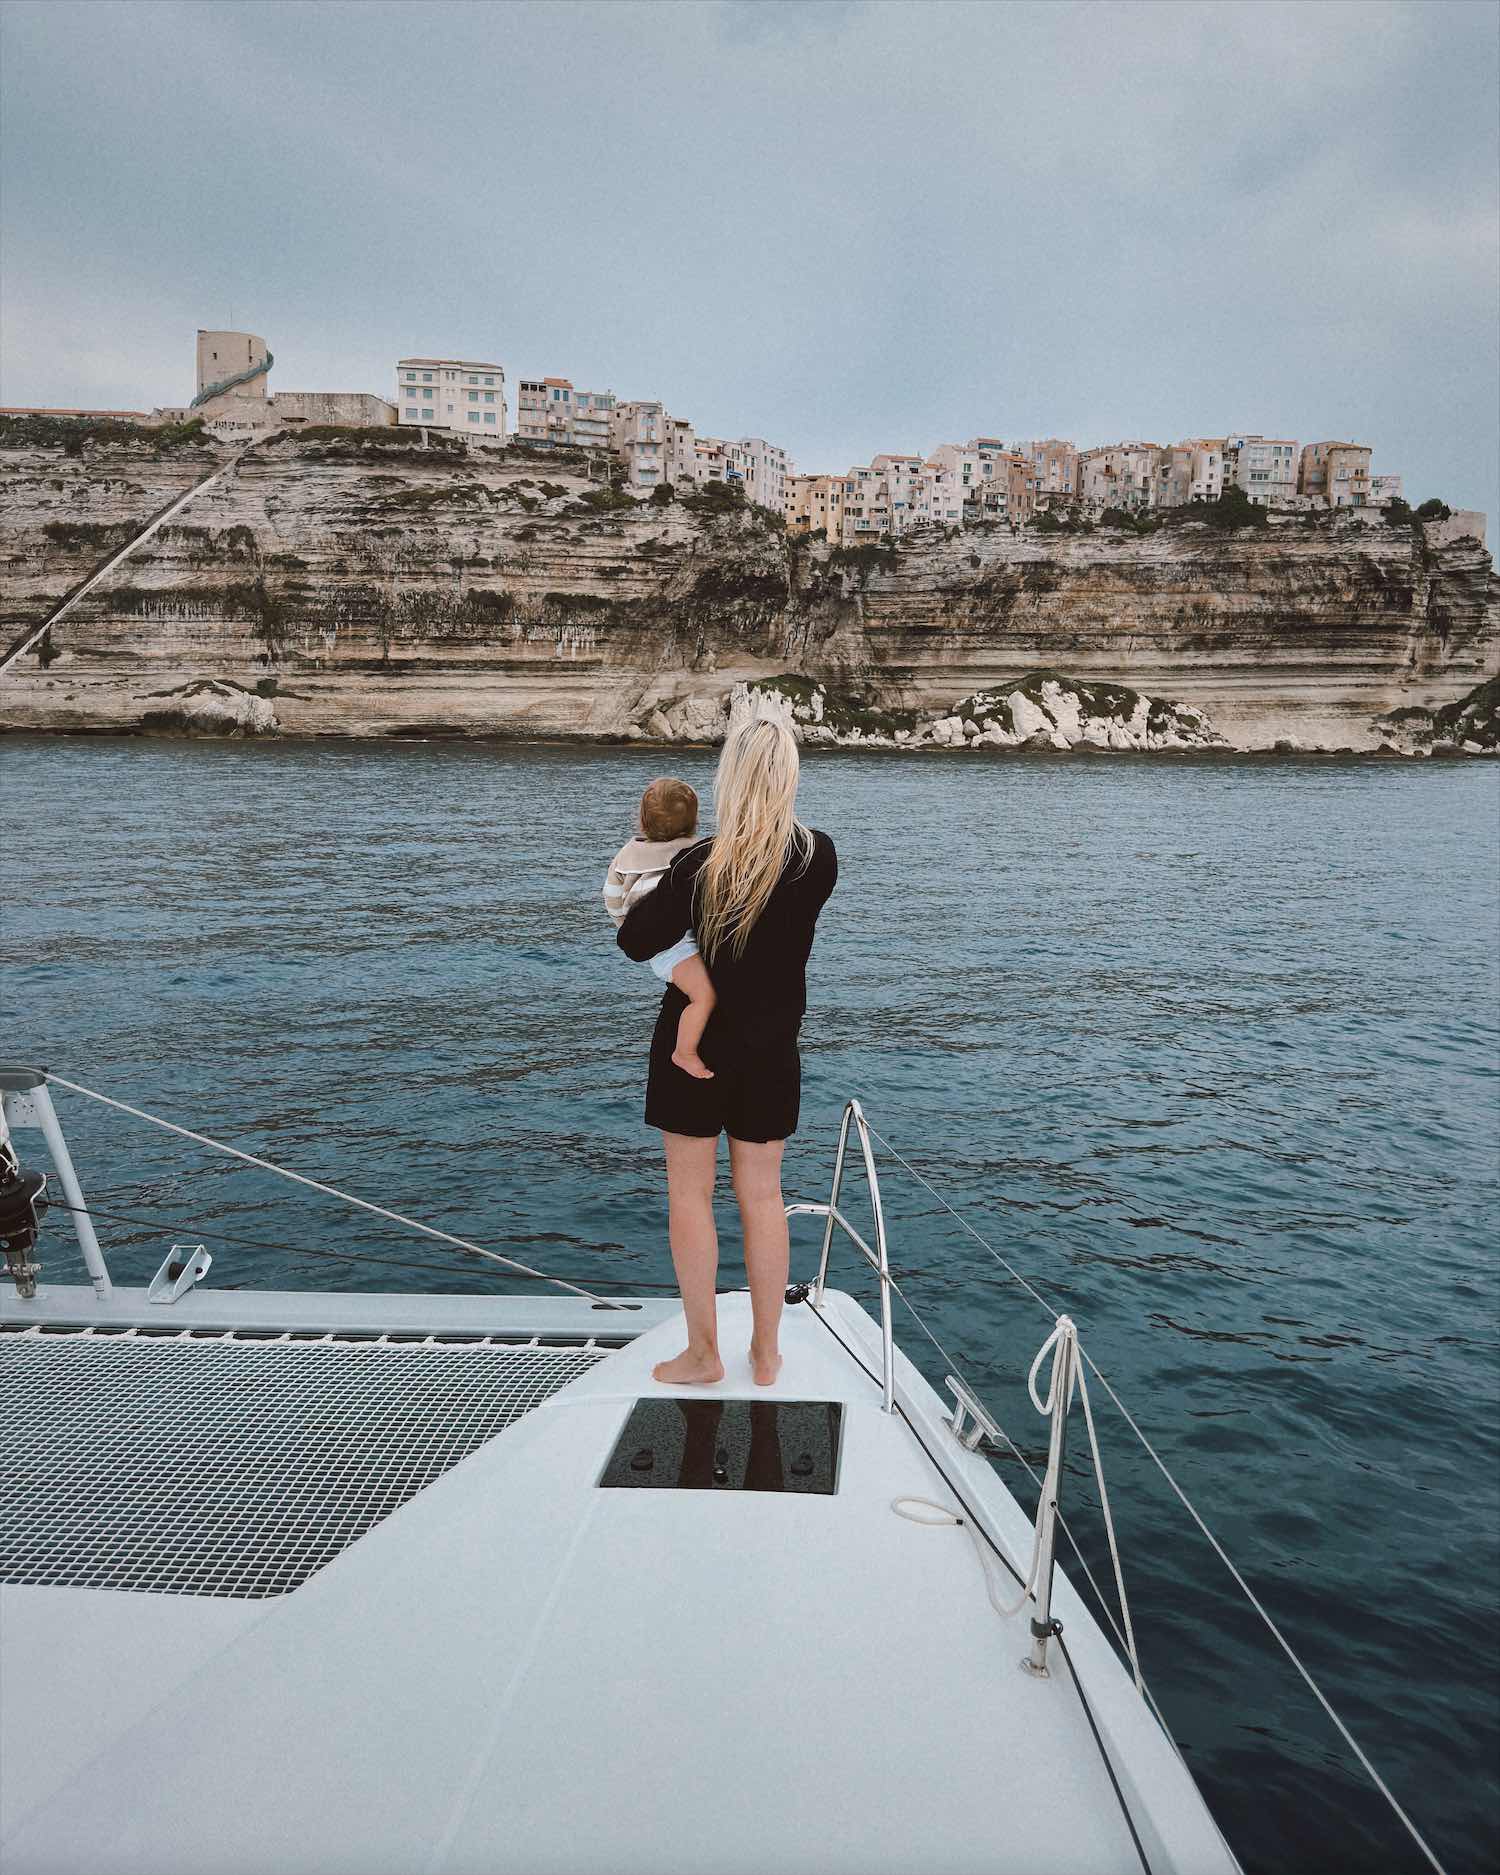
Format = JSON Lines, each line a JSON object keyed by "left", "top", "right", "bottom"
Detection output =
{"left": 7, "top": 328, "right": 1401, "bottom": 544}
{"left": 785, "top": 435, "right": 1402, "bottom": 545}
{"left": 397, "top": 353, "right": 1399, "bottom": 541}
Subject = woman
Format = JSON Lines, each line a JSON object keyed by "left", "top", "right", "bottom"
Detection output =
{"left": 617, "top": 716, "right": 837, "bottom": 1388}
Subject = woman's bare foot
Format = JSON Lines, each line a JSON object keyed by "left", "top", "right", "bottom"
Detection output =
{"left": 672, "top": 1048, "right": 714, "bottom": 1080}
{"left": 652, "top": 1346, "right": 725, "bottom": 1386}
{"left": 749, "top": 1342, "right": 783, "bottom": 1387}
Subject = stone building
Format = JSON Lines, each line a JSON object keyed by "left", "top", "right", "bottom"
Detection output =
{"left": 1300, "top": 441, "right": 1373, "bottom": 507}
{"left": 151, "top": 330, "right": 397, "bottom": 439}
{"left": 786, "top": 473, "right": 846, "bottom": 539}
{"left": 663, "top": 416, "right": 699, "bottom": 489}
{"left": 1018, "top": 438, "right": 1082, "bottom": 509}
{"left": 395, "top": 357, "right": 507, "bottom": 441}
{"left": 611, "top": 400, "right": 667, "bottom": 491}
{"left": 1149, "top": 439, "right": 1224, "bottom": 508}
{"left": 1077, "top": 442, "right": 1160, "bottom": 513}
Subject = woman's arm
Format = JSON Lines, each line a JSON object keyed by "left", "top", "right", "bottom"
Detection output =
{"left": 617, "top": 849, "right": 700, "bottom": 961}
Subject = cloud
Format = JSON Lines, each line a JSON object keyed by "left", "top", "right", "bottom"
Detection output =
{"left": 1, "top": 0, "right": 1495, "bottom": 515}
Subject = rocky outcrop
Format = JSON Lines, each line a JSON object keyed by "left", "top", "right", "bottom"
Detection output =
{"left": 138, "top": 678, "right": 279, "bottom": 737}
{"left": 2, "top": 422, "right": 1496, "bottom": 751}
{"left": 1373, "top": 675, "right": 1500, "bottom": 755}
{"left": 715, "top": 672, "right": 1223, "bottom": 752}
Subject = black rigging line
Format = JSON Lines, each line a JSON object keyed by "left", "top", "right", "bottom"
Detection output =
{"left": 801, "top": 1297, "right": 1154, "bottom": 1875}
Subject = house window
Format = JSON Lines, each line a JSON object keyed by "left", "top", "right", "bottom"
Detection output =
{"left": 484, "top": 412, "right": 497, "bottom": 424}
{"left": 484, "top": 392, "right": 495, "bottom": 403}
{"left": 405, "top": 407, "right": 418, "bottom": 420}
{"left": 422, "top": 372, "right": 432, "bottom": 382}
{"left": 468, "top": 390, "right": 479, "bottom": 401}
{"left": 421, "top": 408, "right": 433, "bottom": 420}
{"left": 468, "top": 411, "right": 480, "bottom": 423}
{"left": 484, "top": 375, "right": 494, "bottom": 385}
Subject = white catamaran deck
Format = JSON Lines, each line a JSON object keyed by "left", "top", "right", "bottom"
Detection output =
{"left": 1, "top": 1285, "right": 1233, "bottom": 1875}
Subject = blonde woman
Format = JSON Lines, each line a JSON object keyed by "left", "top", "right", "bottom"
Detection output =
{"left": 617, "top": 717, "right": 837, "bottom": 1387}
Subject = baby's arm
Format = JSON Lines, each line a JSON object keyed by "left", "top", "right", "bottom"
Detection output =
{"left": 603, "top": 856, "right": 630, "bottom": 928}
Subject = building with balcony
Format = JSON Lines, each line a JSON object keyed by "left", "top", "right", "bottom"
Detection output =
{"left": 396, "top": 357, "right": 507, "bottom": 441}
{"left": 1222, "top": 435, "right": 1297, "bottom": 503}
{"left": 1147, "top": 440, "right": 1224, "bottom": 508}
{"left": 1299, "top": 441, "right": 1373, "bottom": 508}
{"left": 1017, "top": 439, "right": 1081, "bottom": 509}
{"left": 1077, "top": 442, "right": 1160, "bottom": 513}
{"left": 515, "top": 377, "right": 615, "bottom": 450}
{"left": 726, "top": 438, "right": 793, "bottom": 512}
{"left": 612, "top": 400, "right": 667, "bottom": 490}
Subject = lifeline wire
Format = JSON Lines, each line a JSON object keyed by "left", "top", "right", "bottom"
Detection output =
{"left": 42, "top": 1073, "right": 627, "bottom": 1309}
{"left": 37, "top": 1196, "right": 686, "bottom": 1293}
{"left": 862, "top": 1118, "right": 1448, "bottom": 1875}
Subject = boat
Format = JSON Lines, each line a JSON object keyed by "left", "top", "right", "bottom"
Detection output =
{"left": 0, "top": 1066, "right": 1441, "bottom": 1873}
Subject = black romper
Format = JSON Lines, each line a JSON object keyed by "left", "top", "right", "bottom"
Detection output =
{"left": 616, "top": 829, "right": 838, "bottom": 1142}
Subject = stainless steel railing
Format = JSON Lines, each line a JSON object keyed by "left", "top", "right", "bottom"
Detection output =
{"left": 784, "top": 1097, "right": 896, "bottom": 1412}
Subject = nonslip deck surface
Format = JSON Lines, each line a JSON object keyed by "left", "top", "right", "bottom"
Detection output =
{"left": 1, "top": 1290, "right": 1238, "bottom": 1875}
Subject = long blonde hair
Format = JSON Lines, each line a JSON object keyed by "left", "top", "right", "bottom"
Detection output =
{"left": 695, "top": 717, "right": 814, "bottom": 962}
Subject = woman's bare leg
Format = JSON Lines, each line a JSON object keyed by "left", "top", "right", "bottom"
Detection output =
{"left": 652, "top": 1130, "right": 724, "bottom": 1385}
{"left": 729, "top": 1135, "right": 787, "bottom": 1386}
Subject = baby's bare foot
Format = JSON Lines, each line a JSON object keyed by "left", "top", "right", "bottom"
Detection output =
{"left": 652, "top": 1346, "right": 725, "bottom": 1386}
{"left": 672, "top": 1049, "right": 715, "bottom": 1080}
{"left": 749, "top": 1343, "right": 783, "bottom": 1387}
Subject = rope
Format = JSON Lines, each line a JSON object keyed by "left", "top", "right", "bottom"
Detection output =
{"left": 861, "top": 1118, "right": 1449, "bottom": 1875}
{"left": 890, "top": 1318, "right": 1142, "bottom": 1696}
{"left": 41, "top": 1073, "right": 627, "bottom": 1309}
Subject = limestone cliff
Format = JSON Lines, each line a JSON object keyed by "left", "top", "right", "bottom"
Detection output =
{"left": 2, "top": 422, "right": 1495, "bottom": 751}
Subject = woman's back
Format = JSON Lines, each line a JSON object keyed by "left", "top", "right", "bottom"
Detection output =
{"left": 618, "top": 828, "right": 837, "bottom": 1044}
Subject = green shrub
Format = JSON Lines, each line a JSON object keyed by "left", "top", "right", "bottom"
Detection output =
{"left": 649, "top": 480, "right": 677, "bottom": 506}
{"left": 1414, "top": 498, "right": 1451, "bottom": 522}
{"left": 1203, "top": 484, "right": 1269, "bottom": 530}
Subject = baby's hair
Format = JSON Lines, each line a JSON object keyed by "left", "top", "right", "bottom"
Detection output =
{"left": 640, "top": 776, "right": 699, "bottom": 841}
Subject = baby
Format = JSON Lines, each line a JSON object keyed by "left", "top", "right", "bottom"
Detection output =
{"left": 603, "top": 777, "right": 717, "bottom": 1080}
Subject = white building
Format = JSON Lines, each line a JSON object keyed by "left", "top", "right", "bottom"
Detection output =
{"left": 726, "top": 438, "right": 793, "bottom": 512}
{"left": 1223, "top": 434, "right": 1297, "bottom": 503}
{"left": 1370, "top": 474, "right": 1404, "bottom": 506}
{"left": 929, "top": 438, "right": 1009, "bottom": 513}
{"left": 397, "top": 358, "right": 507, "bottom": 441}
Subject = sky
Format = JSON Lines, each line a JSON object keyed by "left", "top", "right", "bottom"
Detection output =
{"left": 2, "top": 0, "right": 1497, "bottom": 516}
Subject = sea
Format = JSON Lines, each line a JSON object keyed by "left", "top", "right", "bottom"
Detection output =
{"left": 5, "top": 731, "right": 1498, "bottom": 1874}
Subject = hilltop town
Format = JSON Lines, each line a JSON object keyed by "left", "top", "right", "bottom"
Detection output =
{"left": 2, "top": 327, "right": 1415, "bottom": 545}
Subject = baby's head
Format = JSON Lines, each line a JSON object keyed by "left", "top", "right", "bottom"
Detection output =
{"left": 639, "top": 776, "right": 699, "bottom": 841}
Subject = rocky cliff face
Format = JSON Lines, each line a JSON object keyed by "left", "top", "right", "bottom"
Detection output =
{"left": 2, "top": 424, "right": 1496, "bottom": 751}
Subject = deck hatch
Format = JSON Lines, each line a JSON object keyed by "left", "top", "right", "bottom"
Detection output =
{"left": 0, "top": 1330, "right": 614, "bottom": 1599}
{"left": 599, "top": 1398, "right": 843, "bottom": 1493}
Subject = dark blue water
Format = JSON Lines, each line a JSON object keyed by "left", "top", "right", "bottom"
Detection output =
{"left": 6, "top": 733, "right": 1498, "bottom": 1874}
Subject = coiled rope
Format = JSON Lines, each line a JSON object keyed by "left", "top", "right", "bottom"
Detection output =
{"left": 863, "top": 1119, "right": 1448, "bottom": 1875}
{"left": 892, "top": 1317, "right": 1142, "bottom": 1691}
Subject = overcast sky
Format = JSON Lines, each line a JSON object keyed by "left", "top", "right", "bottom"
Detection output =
{"left": 2, "top": 0, "right": 1496, "bottom": 515}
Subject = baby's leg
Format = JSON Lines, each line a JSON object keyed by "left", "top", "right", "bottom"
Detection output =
{"left": 670, "top": 953, "right": 717, "bottom": 1081}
